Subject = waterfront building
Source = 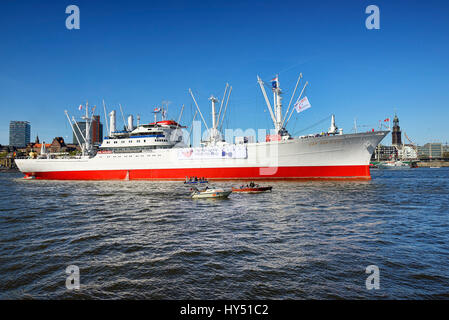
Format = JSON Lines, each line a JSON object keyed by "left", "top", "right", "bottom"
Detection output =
{"left": 372, "top": 144, "right": 398, "bottom": 161}
{"left": 398, "top": 145, "right": 418, "bottom": 160}
{"left": 417, "top": 143, "right": 443, "bottom": 159}
{"left": 72, "top": 115, "right": 103, "bottom": 145}
{"left": 443, "top": 142, "right": 449, "bottom": 158}
{"left": 9, "top": 121, "right": 31, "bottom": 147}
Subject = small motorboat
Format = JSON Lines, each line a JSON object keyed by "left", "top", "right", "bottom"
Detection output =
{"left": 232, "top": 182, "right": 272, "bottom": 194}
{"left": 190, "top": 187, "right": 232, "bottom": 199}
{"left": 377, "top": 160, "right": 410, "bottom": 169}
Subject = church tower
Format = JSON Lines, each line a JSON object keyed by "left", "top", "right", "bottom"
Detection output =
{"left": 392, "top": 114, "right": 402, "bottom": 146}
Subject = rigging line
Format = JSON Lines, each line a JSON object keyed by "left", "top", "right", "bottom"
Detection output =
{"left": 291, "top": 115, "right": 332, "bottom": 137}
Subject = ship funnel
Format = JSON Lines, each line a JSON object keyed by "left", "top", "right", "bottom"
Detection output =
{"left": 128, "top": 115, "right": 134, "bottom": 131}
{"left": 109, "top": 110, "right": 116, "bottom": 135}
{"left": 328, "top": 114, "right": 338, "bottom": 134}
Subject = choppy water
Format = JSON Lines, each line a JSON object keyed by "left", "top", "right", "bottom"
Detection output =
{"left": 0, "top": 168, "right": 448, "bottom": 299}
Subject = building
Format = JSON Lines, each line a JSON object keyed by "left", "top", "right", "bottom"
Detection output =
{"left": 26, "top": 135, "right": 50, "bottom": 155}
{"left": 372, "top": 144, "right": 398, "bottom": 161}
{"left": 49, "top": 137, "right": 66, "bottom": 153}
{"left": 391, "top": 114, "right": 402, "bottom": 146}
{"left": 398, "top": 145, "right": 418, "bottom": 160}
{"left": 26, "top": 136, "right": 80, "bottom": 155}
{"left": 9, "top": 121, "right": 31, "bottom": 147}
{"left": 417, "top": 143, "right": 443, "bottom": 159}
{"left": 72, "top": 115, "right": 103, "bottom": 145}
{"left": 442, "top": 143, "right": 449, "bottom": 158}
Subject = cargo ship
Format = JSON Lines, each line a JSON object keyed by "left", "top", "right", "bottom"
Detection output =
{"left": 15, "top": 75, "right": 388, "bottom": 180}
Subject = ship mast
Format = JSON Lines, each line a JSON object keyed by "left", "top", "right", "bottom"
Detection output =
{"left": 209, "top": 95, "right": 219, "bottom": 144}
{"left": 81, "top": 101, "right": 96, "bottom": 154}
{"left": 189, "top": 85, "right": 231, "bottom": 146}
{"left": 258, "top": 75, "right": 286, "bottom": 135}
{"left": 272, "top": 75, "right": 283, "bottom": 134}
{"left": 258, "top": 74, "right": 308, "bottom": 137}
{"left": 83, "top": 102, "right": 91, "bottom": 152}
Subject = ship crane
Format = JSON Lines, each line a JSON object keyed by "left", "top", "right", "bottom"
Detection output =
{"left": 404, "top": 131, "right": 416, "bottom": 146}
{"left": 189, "top": 83, "right": 232, "bottom": 145}
{"left": 257, "top": 73, "right": 309, "bottom": 138}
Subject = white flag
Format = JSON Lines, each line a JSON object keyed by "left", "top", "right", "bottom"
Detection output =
{"left": 294, "top": 96, "right": 311, "bottom": 113}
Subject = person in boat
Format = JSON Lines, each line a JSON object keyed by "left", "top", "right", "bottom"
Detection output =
{"left": 249, "top": 181, "right": 255, "bottom": 188}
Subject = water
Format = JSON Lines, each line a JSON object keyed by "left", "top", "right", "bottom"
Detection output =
{"left": 0, "top": 168, "right": 448, "bottom": 299}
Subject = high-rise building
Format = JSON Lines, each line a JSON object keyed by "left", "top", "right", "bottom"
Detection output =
{"left": 9, "top": 121, "right": 31, "bottom": 147}
{"left": 72, "top": 115, "right": 103, "bottom": 145}
{"left": 392, "top": 114, "right": 402, "bottom": 146}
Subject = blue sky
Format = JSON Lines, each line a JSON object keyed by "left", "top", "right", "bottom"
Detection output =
{"left": 1, "top": 0, "right": 448, "bottom": 145}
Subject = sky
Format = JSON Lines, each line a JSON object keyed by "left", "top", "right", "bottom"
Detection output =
{"left": 0, "top": 0, "right": 448, "bottom": 146}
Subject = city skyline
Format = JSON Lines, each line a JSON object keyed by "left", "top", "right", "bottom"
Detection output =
{"left": 1, "top": 0, "right": 449, "bottom": 146}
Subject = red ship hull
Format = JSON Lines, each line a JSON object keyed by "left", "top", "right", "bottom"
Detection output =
{"left": 23, "top": 164, "right": 371, "bottom": 181}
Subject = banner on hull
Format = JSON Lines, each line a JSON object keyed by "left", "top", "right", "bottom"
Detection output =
{"left": 177, "top": 145, "right": 247, "bottom": 160}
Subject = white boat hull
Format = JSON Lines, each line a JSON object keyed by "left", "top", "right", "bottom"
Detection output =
{"left": 15, "top": 131, "right": 388, "bottom": 180}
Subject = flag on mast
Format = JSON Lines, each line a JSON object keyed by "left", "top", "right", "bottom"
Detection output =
{"left": 153, "top": 107, "right": 161, "bottom": 113}
{"left": 271, "top": 76, "right": 278, "bottom": 89}
{"left": 78, "top": 104, "right": 83, "bottom": 111}
{"left": 294, "top": 96, "right": 311, "bottom": 113}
